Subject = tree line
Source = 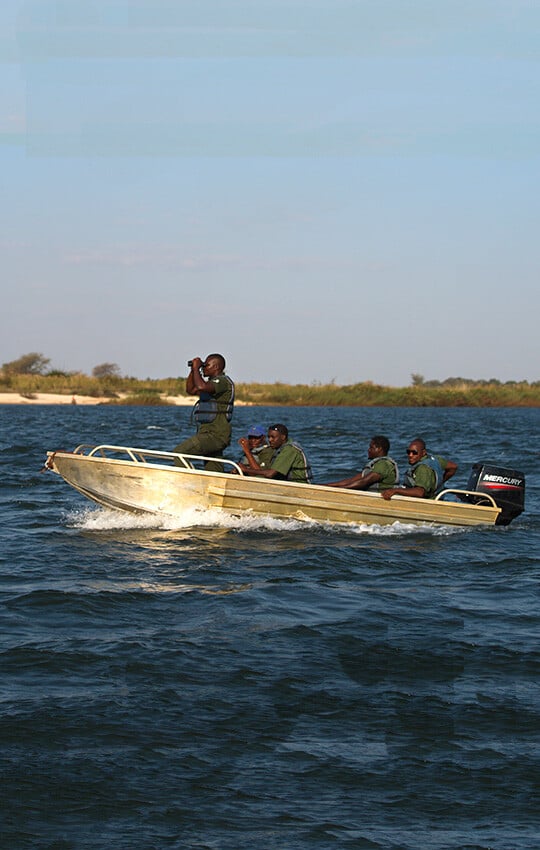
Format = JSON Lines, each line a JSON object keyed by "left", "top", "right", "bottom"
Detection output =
{"left": 2, "top": 353, "right": 122, "bottom": 379}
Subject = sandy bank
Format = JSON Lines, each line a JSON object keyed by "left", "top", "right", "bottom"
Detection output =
{"left": 0, "top": 393, "right": 196, "bottom": 406}
{"left": 0, "top": 392, "right": 250, "bottom": 407}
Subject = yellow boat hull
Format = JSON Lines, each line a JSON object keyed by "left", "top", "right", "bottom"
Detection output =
{"left": 45, "top": 445, "right": 502, "bottom": 529}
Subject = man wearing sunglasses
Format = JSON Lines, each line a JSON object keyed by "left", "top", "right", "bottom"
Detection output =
{"left": 382, "top": 438, "right": 457, "bottom": 500}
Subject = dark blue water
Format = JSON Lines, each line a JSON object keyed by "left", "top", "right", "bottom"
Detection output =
{"left": 2, "top": 405, "right": 539, "bottom": 850}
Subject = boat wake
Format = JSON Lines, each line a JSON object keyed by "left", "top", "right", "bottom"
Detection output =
{"left": 65, "top": 506, "right": 467, "bottom": 536}
{"left": 66, "top": 506, "right": 314, "bottom": 532}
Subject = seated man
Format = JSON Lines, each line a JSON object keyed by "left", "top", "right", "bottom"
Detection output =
{"left": 237, "top": 424, "right": 272, "bottom": 468}
{"left": 238, "top": 423, "right": 313, "bottom": 483}
{"left": 324, "top": 435, "right": 398, "bottom": 492}
{"left": 382, "top": 438, "right": 457, "bottom": 501}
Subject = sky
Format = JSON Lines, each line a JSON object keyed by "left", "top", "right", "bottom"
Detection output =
{"left": 1, "top": 0, "right": 539, "bottom": 387}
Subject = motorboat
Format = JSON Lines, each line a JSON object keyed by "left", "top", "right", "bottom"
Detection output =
{"left": 43, "top": 444, "right": 525, "bottom": 529}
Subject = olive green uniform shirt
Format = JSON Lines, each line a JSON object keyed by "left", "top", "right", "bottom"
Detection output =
{"left": 409, "top": 455, "right": 448, "bottom": 499}
{"left": 368, "top": 457, "right": 398, "bottom": 490}
{"left": 196, "top": 374, "right": 233, "bottom": 445}
{"left": 240, "top": 444, "right": 273, "bottom": 468}
{"left": 270, "top": 441, "right": 311, "bottom": 483}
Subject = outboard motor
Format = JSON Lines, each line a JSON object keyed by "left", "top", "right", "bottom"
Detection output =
{"left": 466, "top": 463, "right": 525, "bottom": 526}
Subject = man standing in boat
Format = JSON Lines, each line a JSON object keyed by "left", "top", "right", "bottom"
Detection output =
{"left": 382, "top": 438, "right": 457, "bottom": 500}
{"left": 174, "top": 353, "right": 234, "bottom": 472}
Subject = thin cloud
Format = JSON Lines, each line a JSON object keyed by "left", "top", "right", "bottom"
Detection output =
{"left": 61, "top": 246, "right": 360, "bottom": 271}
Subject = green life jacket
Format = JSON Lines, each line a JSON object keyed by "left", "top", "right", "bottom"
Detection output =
{"left": 192, "top": 376, "right": 235, "bottom": 425}
{"left": 403, "top": 453, "right": 443, "bottom": 493}
{"left": 361, "top": 455, "right": 399, "bottom": 491}
{"left": 272, "top": 441, "right": 314, "bottom": 483}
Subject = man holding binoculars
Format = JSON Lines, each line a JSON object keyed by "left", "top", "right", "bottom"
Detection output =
{"left": 173, "top": 353, "right": 235, "bottom": 471}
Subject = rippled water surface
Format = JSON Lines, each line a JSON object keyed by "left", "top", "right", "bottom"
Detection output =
{"left": 2, "top": 405, "right": 539, "bottom": 849}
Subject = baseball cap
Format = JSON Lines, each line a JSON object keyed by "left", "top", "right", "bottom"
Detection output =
{"left": 247, "top": 425, "right": 266, "bottom": 437}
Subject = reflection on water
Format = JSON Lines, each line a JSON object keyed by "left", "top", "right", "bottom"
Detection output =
{"left": 82, "top": 579, "right": 255, "bottom": 596}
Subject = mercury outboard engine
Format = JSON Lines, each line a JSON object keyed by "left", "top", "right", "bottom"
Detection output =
{"left": 465, "top": 463, "right": 525, "bottom": 526}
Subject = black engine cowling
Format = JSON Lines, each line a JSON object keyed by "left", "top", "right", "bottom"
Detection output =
{"left": 466, "top": 462, "right": 525, "bottom": 526}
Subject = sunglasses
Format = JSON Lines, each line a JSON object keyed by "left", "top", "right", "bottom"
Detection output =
{"left": 406, "top": 449, "right": 419, "bottom": 455}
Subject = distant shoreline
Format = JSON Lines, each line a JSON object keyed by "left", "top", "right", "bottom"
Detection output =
{"left": 0, "top": 392, "right": 252, "bottom": 407}
{"left": 0, "top": 389, "right": 537, "bottom": 408}
{"left": 0, "top": 392, "right": 194, "bottom": 406}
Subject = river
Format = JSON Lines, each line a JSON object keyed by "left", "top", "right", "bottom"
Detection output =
{"left": 2, "top": 404, "right": 539, "bottom": 849}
